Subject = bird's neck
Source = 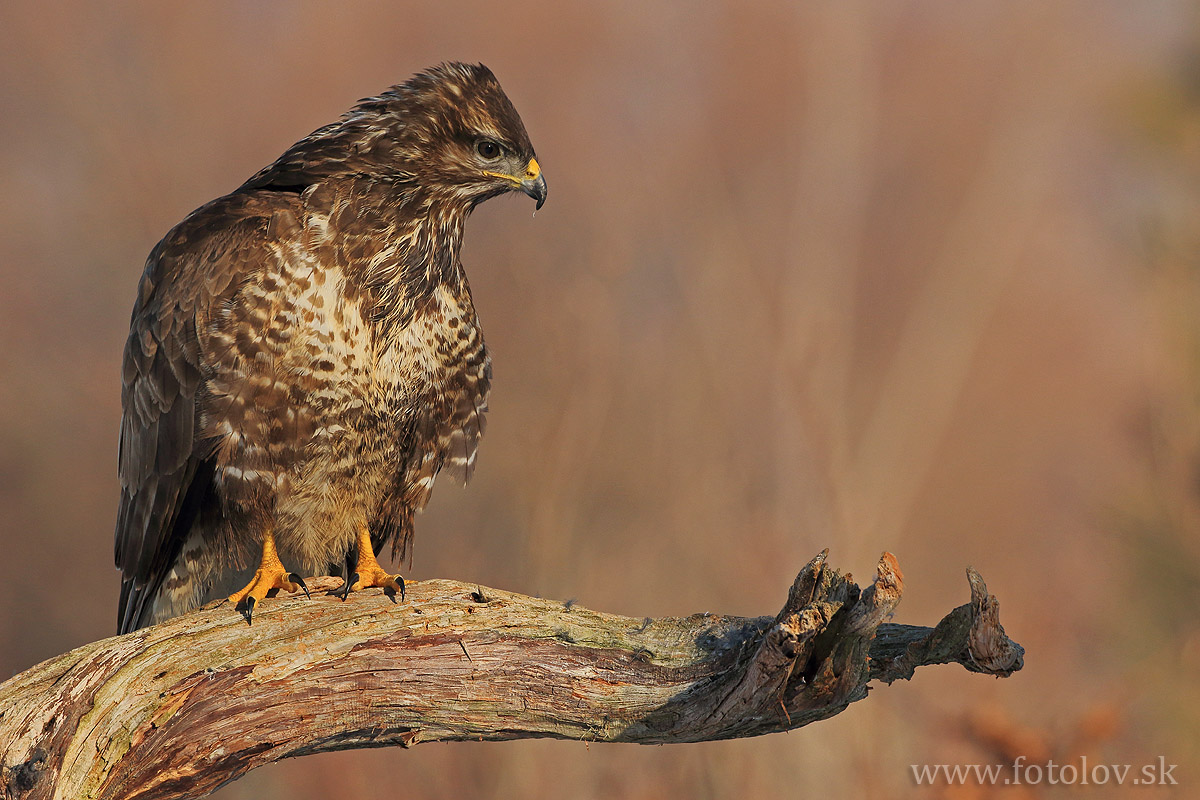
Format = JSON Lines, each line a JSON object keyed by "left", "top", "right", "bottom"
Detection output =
{"left": 402, "top": 192, "right": 469, "bottom": 286}
{"left": 341, "top": 183, "right": 472, "bottom": 333}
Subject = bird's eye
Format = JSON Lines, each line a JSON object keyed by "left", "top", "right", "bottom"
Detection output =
{"left": 475, "top": 140, "right": 501, "bottom": 161}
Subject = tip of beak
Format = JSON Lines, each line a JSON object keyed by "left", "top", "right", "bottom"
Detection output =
{"left": 523, "top": 173, "right": 547, "bottom": 210}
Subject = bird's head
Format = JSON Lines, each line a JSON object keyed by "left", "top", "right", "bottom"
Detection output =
{"left": 367, "top": 63, "right": 546, "bottom": 210}
{"left": 240, "top": 63, "right": 546, "bottom": 211}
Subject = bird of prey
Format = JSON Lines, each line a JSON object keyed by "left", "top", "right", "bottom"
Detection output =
{"left": 114, "top": 63, "right": 545, "bottom": 634}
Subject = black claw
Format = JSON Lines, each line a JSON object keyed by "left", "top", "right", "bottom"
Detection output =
{"left": 336, "top": 553, "right": 355, "bottom": 601}
{"left": 385, "top": 575, "right": 406, "bottom": 604}
{"left": 241, "top": 596, "right": 256, "bottom": 625}
{"left": 289, "top": 573, "right": 311, "bottom": 600}
{"left": 339, "top": 573, "right": 359, "bottom": 602}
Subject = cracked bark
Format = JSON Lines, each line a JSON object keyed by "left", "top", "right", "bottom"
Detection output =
{"left": 0, "top": 551, "right": 1023, "bottom": 800}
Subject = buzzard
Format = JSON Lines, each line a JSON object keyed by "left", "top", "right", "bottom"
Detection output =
{"left": 115, "top": 63, "right": 545, "bottom": 634}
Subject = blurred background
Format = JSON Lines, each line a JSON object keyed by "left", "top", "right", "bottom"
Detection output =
{"left": 1, "top": 1, "right": 1197, "bottom": 797}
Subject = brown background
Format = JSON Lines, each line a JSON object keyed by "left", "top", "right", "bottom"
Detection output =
{"left": 1, "top": 2, "right": 1197, "bottom": 797}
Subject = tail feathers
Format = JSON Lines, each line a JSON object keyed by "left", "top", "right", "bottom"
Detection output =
{"left": 117, "top": 577, "right": 145, "bottom": 635}
{"left": 117, "top": 534, "right": 236, "bottom": 634}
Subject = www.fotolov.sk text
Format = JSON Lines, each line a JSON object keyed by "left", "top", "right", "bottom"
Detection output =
{"left": 911, "top": 756, "right": 1179, "bottom": 787}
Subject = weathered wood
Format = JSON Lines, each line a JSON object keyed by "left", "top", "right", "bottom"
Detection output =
{"left": 0, "top": 552, "right": 1022, "bottom": 800}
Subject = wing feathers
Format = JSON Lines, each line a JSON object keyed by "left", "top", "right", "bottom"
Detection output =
{"left": 115, "top": 193, "right": 289, "bottom": 633}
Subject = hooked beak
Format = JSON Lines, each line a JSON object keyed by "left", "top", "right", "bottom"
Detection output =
{"left": 521, "top": 158, "right": 547, "bottom": 210}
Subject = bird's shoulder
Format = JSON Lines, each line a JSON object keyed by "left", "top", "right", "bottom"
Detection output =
{"left": 134, "top": 190, "right": 309, "bottom": 320}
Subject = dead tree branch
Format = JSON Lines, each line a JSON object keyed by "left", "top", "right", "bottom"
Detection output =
{"left": 0, "top": 551, "right": 1022, "bottom": 800}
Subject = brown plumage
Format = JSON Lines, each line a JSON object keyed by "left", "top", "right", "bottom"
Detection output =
{"left": 115, "top": 63, "right": 546, "bottom": 633}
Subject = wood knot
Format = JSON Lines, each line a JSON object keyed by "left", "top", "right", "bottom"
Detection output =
{"left": 5, "top": 748, "right": 47, "bottom": 795}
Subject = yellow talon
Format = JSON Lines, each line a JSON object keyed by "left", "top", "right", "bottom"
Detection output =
{"left": 338, "top": 524, "right": 407, "bottom": 602}
{"left": 227, "top": 526, "right": 309, "bottom": 623}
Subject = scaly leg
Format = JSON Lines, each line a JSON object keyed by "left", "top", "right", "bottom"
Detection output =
{"left": 227, "top": 524, "right": 310, "bottom": 623}
{"left": 338, "top": 524, "right": 406, "bottom": 602}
